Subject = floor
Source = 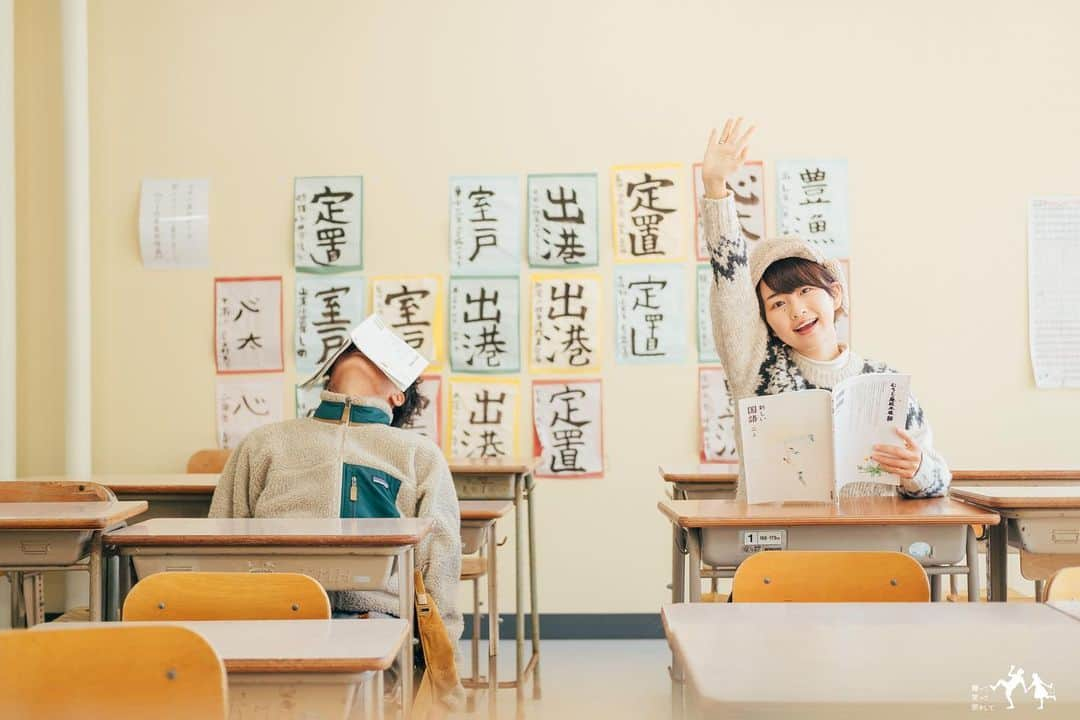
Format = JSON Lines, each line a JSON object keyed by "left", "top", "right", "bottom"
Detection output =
{"left": 451, "top": 639, "right": 673, "bottom": 720}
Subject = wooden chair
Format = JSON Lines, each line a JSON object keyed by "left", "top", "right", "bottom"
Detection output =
{"left": 123, "top": 571, "right": 331, "bottom": 620}
{"left": 732, "top": 550, "right": 931, "bottom": 602}
{"left": 186, "top": 449, "right": 232, "bottom": 474}
{"left": 0, "top": 625, "right": 228, "bottom": 719}
{"left": 1045, "top": 567, "right": 1080, "bottom": 601}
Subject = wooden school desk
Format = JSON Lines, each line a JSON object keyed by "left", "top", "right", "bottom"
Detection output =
{"left": 663, "top": 602, "right": 1080, "bottom": 719}
{"left": 39, "top": 618, "right": 407, "bottom": 720}
{"left": 104, "top": 517, "right": 430, "bottom": 718}
{"left": 659, "top": 464, "right": 738, "bottom": 501}
{"left": 26, "top": 474, "right": 218, "bottom": 520}
{"left": 450, "top": 457, "right": 541, "bottom": 700}
{"left": 459, "top": 500, "right": 512, "bottom": 709}
{"left": 1049, "top": 601, "right": 1080, "bottom": 621}
{"left": 951, "top": 485, "right": 1080, "bottom": 603}
{"left": 658, "top": 467, "right": 1080, "bottom": 501}
{"left": 0, "top": 492, "right": 147, "bottom": 624}
{"left": 658, "top": 496, "right": 999, "bottom": 604}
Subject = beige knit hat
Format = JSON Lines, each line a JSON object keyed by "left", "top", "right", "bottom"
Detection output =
{"left": 748, "top": 237, "right": 849, "bottom": 317}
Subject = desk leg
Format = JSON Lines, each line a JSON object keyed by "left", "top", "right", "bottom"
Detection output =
{"left": 117, "top": 553, "right": 133, "bottom": 614}
{"left": 525, "top": 472, "right": 541, "bottom": 700}
{"left": 930, "top": 574, "right": 942, "bottom": 602}
{"left": 369, "top": 669, "right": 385, "bottom": 720}
{"left": 9, "top": 571, "right": 23, "bottom": 627}
{"left": 487, "top": 523, "right": 499, "bottom": 719}
{"left": 687, "top": 530, "right": 702, "bottom": 603}
{"left": 1035, "top": 579, "right": 1045, "bottom": 603}
{"left": 399, "top": 549, "right": 414, "bottom": 720}
{"left": 966, "top": 526, "right": 979, "bottom": 603}
{"left": 672, "top": 524, "right": 685, "bottom": 604}
{"left": 514, "top": 473, "right": 525, "bottom": 702}
{"left": 987, "top": 522, "right": 1008, "bottom": 602}
{"left": 88, "top": 534, "right": 102, "bottom": 622}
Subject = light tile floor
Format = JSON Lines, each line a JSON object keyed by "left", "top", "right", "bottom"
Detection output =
{"left": 452, "top": 639, "right": 673, "bottom": 720}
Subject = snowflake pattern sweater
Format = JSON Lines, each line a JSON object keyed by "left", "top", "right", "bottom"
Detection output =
{"left": 702, "top": 193, "right": 950, "bottom": 499}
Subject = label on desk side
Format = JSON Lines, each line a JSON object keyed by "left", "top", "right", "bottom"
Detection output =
{"left": 742, "top": 530, "right": 786, "bottom": 552}
{"left": 454, "top": 475, "right": 514, "bottom": 499}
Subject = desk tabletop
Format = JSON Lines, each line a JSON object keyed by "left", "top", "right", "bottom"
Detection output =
{"left": 90, "top": 474, "right": 220, "bottom": 495}
{"left": 104, "top": 517, "right": 432, "bottom": 547}
{"left": 951, "top": 485, "right": 1080, "bottom": 509}
{"left": 38, "top": 618, "right": 408, "bottom": 673}
{"left": 1050, "top": 601, "right": 1080, "bottom": 622}
{"left": 459, "top": 500, "right": 514, "bottom": 520}
{"left": 657, "top": 496, "right": 999, "bottom": 528}
{"left": 658, "top": 467, "right": 1080, "bottom": 485}
{"left": 448, "top": 457, "right": 539, "bottom": 475}
{"left": 663, "top": 602, "right": 1080, "bottom": 713}
{"left": 657, "top": 464, "right": 738, "bottom": 484}
{"left": 952, "top": 470, "right": 1080, "bottom": 484}
{"left": 0, "top": 500, "right": 148, "bottom": 529}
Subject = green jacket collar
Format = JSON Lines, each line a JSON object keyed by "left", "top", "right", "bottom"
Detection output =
{"left": 313, "top": 392, "right": 393, "bottom": 426}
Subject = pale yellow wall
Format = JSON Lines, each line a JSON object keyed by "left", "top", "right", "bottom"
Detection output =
{"left": 14, "top": 0, "right": 1080, "bottom": 614}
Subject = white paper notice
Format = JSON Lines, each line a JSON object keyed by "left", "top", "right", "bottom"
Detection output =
{"left": 1029, "top": 197, "right": 1080, "bottom": 388}
{"left": 532, "top": 379, "right": 604, "bottom": 478}
{"left": 139, "top": 179, "right": 209, "bottom": 268}
{"left": 217, "top": 377, "right": 284, "bottom": 449}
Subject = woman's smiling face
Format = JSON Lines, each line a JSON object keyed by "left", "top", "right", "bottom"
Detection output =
{"left": 758, "top": 280, "right": 842, "bottom": 359}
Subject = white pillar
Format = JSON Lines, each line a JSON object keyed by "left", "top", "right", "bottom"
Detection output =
{"left": 61, "top": 0, "right": 91, "bottom": 611}
{"left": 0, "top": 0, "right": 15, "bottom": 628}
{"left": 0, "top": 0, "right": 16, "bottom": 483}
{"left": 62, "top": 0, "right": 90, "bottom": 477}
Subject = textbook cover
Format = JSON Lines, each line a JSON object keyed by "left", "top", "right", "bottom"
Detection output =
{"left": 737, "top": 374, "right": 911, "bottom": 504}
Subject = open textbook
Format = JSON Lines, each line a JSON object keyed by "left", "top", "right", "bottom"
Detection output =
{"left": 737, "top": 373, "right": 911, "bottom": 504}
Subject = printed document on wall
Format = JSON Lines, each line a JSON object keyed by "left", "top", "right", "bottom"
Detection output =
{"left": 1028, "top": 197, "right": 1080, "bottom": 388}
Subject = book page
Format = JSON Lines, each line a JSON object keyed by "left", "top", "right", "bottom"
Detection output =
{"left": 738, "top": 390, "right": 834, "bottom": 504}
{"left": 832, "top": 373, "right": 911, "bottom": 493}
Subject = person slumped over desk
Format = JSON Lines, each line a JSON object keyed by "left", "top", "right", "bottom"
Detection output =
{"left": 208, "top": 323, "right": 463, "bottom": 648}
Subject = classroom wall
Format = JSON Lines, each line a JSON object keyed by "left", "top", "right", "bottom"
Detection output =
{"left": 14, "top": 0, "right": 1080, "bottom": 616}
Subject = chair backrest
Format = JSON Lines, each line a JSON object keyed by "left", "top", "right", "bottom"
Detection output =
{"left": 0, "top": 480, "right": 115, "bottom": 503}
{"left": 0, "top": 625, "right": 227, "bottom": 719}
{"left": 732, "top": 550, "right": 931, "bottom": 602}
{"left": 186, "top": 449, "right": 232, "bottom": 473}
{"left": 1045, "top": 567, "right": 1080, "bottom": 601}
{"left": 123, "top": 571, "right": 332, "bottom": 620}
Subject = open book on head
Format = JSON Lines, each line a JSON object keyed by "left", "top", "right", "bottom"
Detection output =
{"left": 737, "top": 373, "right": 911, "bottom": 504}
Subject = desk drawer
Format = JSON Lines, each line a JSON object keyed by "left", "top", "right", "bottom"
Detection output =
{"left": 0, "top": 530, "right": 94, "bottom": 565}
{"left": 1010, "top": 516, "right": 1080, "bottom": 554}
{"left": 700, "top": 524, "right": 967, "bottom": 568}
{"left": 131, "top": 554, "right": 395, "bottom": 591}
{"left": 454, "top": 474, "right": 515, "bottom": 499}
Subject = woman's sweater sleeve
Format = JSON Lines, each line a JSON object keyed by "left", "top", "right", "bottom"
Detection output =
{"left": 898, "top": 396, "right": 951, "bottom": 498}
{"left": 701, "top": 194, "right": 770, "bottom": 398}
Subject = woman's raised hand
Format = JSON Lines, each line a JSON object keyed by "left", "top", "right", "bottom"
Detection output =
{"left": 702, "top": 117, "right": 755, "bottom": 199}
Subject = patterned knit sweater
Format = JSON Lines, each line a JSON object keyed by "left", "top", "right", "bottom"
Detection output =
{"left": 702, "top": 194, "right": 950, "bottom": 499}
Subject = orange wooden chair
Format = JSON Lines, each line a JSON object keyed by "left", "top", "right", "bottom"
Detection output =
{"left": 0, "top": 625, "right": 227, "bottom": 719}
{"left": 122, "top": 571, "right": 331, "bottom": 621}
{"left": 1045, "top": 567, "right": 1080, "bottom": 602}
{"left": 186, "top": 449, "right": 232, "bottom": 474}
{"left": 732, "top": 550, "right": 931, "bottom": 602}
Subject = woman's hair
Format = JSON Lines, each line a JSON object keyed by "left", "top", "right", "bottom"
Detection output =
{"left": 391, "top": 379, "right": 428, "bottom": 428}
{"left": 757, "top": 257, "right": 838, "bottom": 320}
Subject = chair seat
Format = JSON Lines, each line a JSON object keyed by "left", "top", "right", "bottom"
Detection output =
{"left": 460, "top": 557, "right": 486, "bottom": 580}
